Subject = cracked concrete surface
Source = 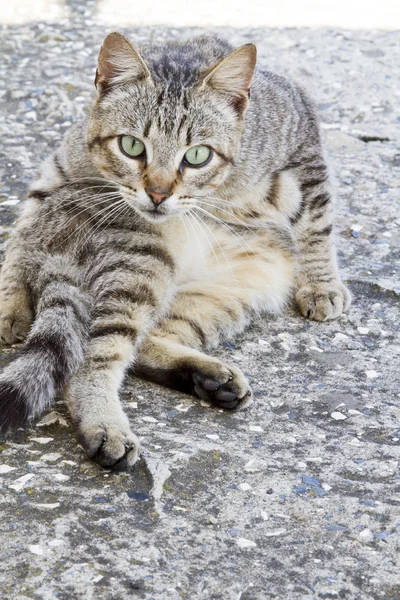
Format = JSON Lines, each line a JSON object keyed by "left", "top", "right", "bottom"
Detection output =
{"left": 0, "top": 2, "right": 399, "bottom": 599}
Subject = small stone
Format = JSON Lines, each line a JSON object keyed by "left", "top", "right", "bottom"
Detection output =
{"left": 375, "top": 530, "right": 393, "bottom": 540}
{"left": 130, "top": 579, "right": 145, "bottom": 590}
{"left": 0, "top": 465, "right": 17, "bottom": 474}
{"left": 48, "top": 539, "right": 64, "bottom": 547}
{"left": 332, "top": 333, "right": 350, "bottom": 346}
{"left": 41, "top": 452, "right": 62, "bottom": 463}
{"left": 30, "top": 437, "right": 53, "bottom": 445}
{"left": 29, "top": 545, "right": 44, "bottom": 556}
{"left": 249, "top": 425, "right": 263, "bottom": 432}
{"left": 37, "top": 411, "right": 68, "bottom": 427}
{"left": 30, "top": 503, "right": 60, "bottom": 510}
{"left": 9, "top": 474, "right": 34, "bottom": 492}
{"left": 347, "top": 437, "right": 363, "bottom": 446}
{"left": 265, "top": 528, "right": 287, "bottom": 537}
{"left": 239, "top": 483, "right": 252, "bottom": 491}
{"left": 327, "top": 525, "right": 348, "bottom": 531}
{"left": 302, "top": 476, "right": 320, "bottom": 487}
{"left": 0, "top": 199, "right": 20, "bottom": 206}
{"left": 142, "top": 416, "right": 158, "bottom": 423}
{"left": 358, "top": 528, "right": 374, "bottom": 542}
{"left": 52, "top": 473, "right": 70, "bottom": 482}
{"left": 365, "top": 370, "right": 379, "bottom": 379}
{"left": 357, "top": 327, "right": 369, "bottom": 334}
{"left": 206, "top": 434, "right": 220, "bottom": 441}
{"left": 237, "top": 537, "right": 257, "bottom": 548}
{"left": 126, "top": 491, "right": 149, "bottom": 501}
{"left": 200, "top": 399, "right": 212, "bottom": 408}
{"left": 331, "top": 412, "right": 347, "bottom": 420}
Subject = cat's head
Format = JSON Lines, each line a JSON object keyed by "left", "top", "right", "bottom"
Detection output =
{"left": 87, "top": 32, "right": 256, "bottom": 223}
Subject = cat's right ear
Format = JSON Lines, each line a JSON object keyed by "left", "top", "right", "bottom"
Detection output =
{"left": 95, "top": 32, "right": 152, "bottom": 93}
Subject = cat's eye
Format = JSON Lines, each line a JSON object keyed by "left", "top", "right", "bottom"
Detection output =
{"left": 183, "top": 145, "right": 212, "bottom": 167}
{"left": 119, "top": 135, "right": 145, "bottom": 158}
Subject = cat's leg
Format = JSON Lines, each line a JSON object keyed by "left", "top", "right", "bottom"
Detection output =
{"left": 66, "top": 335, "right": 141, "bottom": 470}
{"left": 136, "top": 227, "right": 296, "bottom": 410}
{"left": 136, "top": 333, "right": 251, "bottom": 410}
{"left": 0, "top": 232, "right": 34, "bottom": 345}
{"left": 290, "top": 151, "right": 351, "bottom": 321}
{"left": 65, "top": 237, "right": 176, "bottom": 469}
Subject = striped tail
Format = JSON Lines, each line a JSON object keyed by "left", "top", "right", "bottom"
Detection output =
{"left": 0, "top": 256, "right": 91, "bottom": 433}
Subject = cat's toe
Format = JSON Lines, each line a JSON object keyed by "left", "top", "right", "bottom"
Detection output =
{"left": 193, "top": 365, "right": 252, "bottom": 410}
{"left": 296, "top": 281, "right": 351, "bottom": 321}
{"left": 77, "top": 424, "right": 140, "bottom": 470}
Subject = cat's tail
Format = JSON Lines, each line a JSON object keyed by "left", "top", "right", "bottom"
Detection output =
{"left": 0, "top": 256, "right": 91, "bottom": 433}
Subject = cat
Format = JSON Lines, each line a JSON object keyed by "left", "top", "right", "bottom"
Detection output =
{"left": 0, "top": 32, "right": 350, "bottom": 470}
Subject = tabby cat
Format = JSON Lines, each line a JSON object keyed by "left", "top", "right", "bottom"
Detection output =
{"left": 0, "top": 33, "right": 350, "bottom": 470}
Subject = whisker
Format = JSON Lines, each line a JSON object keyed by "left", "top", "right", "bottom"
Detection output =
{"left": 194, "top": 194, "right": 254, "bottom": 214}
{"left": 50, "top": 193, "right": 122, "bottom": 243}
{"left": 188, "top": 210, "right": 238, "bottom": 281}
{"left": 193, "top": 205, "right": 255, "bottom": 258}
{"left": 60, "top": 176, "right": 116, "bottom": 187}
{"left": 59, "top": 191, "right": 121, "bottom": 218}
{"left": 184, "top": 209, "right": 204, "bottom": 256}
{"left": 53, "top": 196, "right": 125, "bottom": 249}
{"left": 61, "top": 185, "right": 119, "bottom": 202}
{"left": 74, "top": 199, "right": 130, "bottom": 253}
{"left": 187, "top": 209, "right": 222, "bottom": 269}
{"left": 179, "top": 214, "right": 191, "bottom": 246}
{"left": 196, "top": 199, "right": 264, "bottom": 240}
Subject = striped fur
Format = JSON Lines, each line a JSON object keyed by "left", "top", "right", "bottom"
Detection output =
{"left": 0, "top": 33, "right": 349, "bottom": 469}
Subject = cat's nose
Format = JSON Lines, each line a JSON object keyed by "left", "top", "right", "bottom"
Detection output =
{"left": 145, "top": 188, "right": 171, "bottom": 206}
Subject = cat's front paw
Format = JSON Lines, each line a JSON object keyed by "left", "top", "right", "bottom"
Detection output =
{"left": 191, "top": 359, "right": 252, "bottom": 410}
{"left": 0, "top": 290, "right": 33, "bottom": 345}
{"left": 296, "top": 280, "right": 351, "bottom": 321}
{"left": 77, "top": 420, "right": 140, "bottom": 471}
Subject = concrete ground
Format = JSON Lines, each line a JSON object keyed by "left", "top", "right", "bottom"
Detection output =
{"left": 0, "top": 1, "right": 399, "bottom": 599}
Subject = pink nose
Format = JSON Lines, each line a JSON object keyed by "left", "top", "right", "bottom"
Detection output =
{"left": 145, "top": 188, "right": 171, "bottom": 206}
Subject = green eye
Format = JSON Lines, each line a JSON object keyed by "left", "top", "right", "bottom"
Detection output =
{"left": 119, "top": 135, "right": 145, "bottom": 158}
{"left": 184, "top": 145, "right": 212, "bottom": 167}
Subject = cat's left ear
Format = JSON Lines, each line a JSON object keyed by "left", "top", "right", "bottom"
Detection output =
{"left": 95, "top": 32, "right": 152, "bottom": 92}
{"left": 201, "top": 44, "right": 257, "bottom": 107}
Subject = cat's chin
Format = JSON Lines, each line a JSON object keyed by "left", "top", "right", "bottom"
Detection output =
{"left": 139, "top": 209, "right": 171, "bottom": 223}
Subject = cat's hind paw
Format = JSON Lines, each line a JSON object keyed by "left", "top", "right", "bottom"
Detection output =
{"left": 0, "top": 290, "right": 33, "bottom": 345}
{"left": 191, "top": 361, "right": 252, "bottom": 410}
{"left": 296, "top": 280, "right": 351, "bottom": 321}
